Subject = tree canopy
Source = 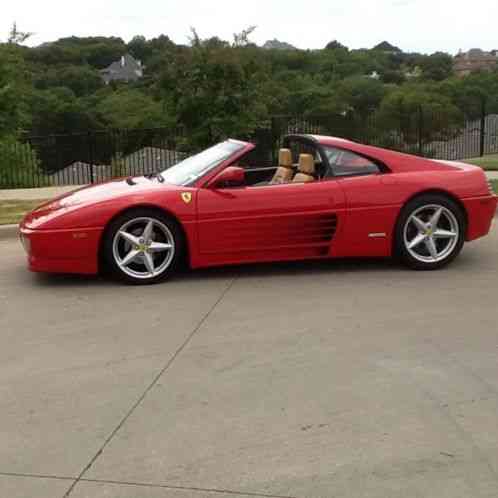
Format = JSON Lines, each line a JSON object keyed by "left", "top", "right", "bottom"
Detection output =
{"left": 1, "top": 24, "right": 498, "bottom": 150}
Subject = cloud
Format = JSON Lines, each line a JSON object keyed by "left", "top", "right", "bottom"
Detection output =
{"left": 2, "top": 0, "right": 497, "bottom": 54}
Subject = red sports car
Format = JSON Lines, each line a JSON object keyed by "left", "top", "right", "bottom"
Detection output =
{"left": 20, "top": 134, "right": 497, "bottom": 284}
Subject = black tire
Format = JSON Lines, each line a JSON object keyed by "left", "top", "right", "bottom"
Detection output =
{"left": 103, "top": 208, "right": 184, "bottom": 285}
{"left": 395, "top": 194, "right": 466, "bottom": 270}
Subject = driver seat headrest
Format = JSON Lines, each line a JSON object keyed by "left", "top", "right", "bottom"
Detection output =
{"left": 270, "top": 148, "right": 294, "bottom": 185}
{"left": 293, "top": 154, "right": 315, "bottom": 183}
{"left": 298, "top": 154, "right": 315, "bottom": 174}
{"left": 278, "top": 148, "right": 293, "bottom": 168}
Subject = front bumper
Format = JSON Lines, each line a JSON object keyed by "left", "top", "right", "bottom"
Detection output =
{"left": 19, "top": 225, "right": 103, "bottom": 275}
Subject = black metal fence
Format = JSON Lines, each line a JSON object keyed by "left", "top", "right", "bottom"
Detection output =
{"left": 271, "top": 108, "right": 498, "bottom": 161}
{"left": 1, "top": 107, "right": 498, "bottom": 188}
{"left": 3, "top": 128, "right": 187, "bottom": 188}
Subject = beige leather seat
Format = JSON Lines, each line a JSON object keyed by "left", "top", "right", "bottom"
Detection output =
{"left": 293, "top": 154, "right": 315, "bottom": 183}
{"left": 270, "top": 148, "right": 294, "bottom": 185}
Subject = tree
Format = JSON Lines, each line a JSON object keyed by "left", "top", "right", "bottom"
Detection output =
{"left": 127, "top": 35, "right": 149, "bottom": 61}
{"left": 325, "top": 40, "right": 347, "bottom": 51}
{"left": 337, "top": 76, "right": 387, "bottom": 115}
{"left": 28, "top": 37, "right": 127, "bottom": 68}
{"left": 93, "top": 88, "right": 173, "bottom": 130}
{"left": 33, "top": 65, "right": 103, "bottom": 97}
{"left": 378, "top": 85, "right": 463, "bottom": 148}
{"left": 159, "top": 32, "right": 271, "bottom": 147}
{"left": 29, "top": 87, "right": 98, "bottom": 135}
{"left": 439, "top": 71, "right": 498, "bottom": 117}
{"left": 0, "top": 26, "right": 485, "bottom": 150}
{"left": 380, "top": 69, "right": 406, "bottom": 85}
{"left": 233, "top": 26, "right": 257, "bottom": 48}
{"left": 419, "top": 52, "right": 454, "bottom": 81}
{"left": 8, "top": 22, "right": 33, "bottom": 45}
{"left": 0, "top": 137, "right": 44, "bottom": 187}
{"left": 0, "top": 43, "right": 32, "bottom": 137}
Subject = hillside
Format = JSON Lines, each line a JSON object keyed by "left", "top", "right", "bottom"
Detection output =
{"left": 1, "top": 27, "right": 498, "bottom": 151}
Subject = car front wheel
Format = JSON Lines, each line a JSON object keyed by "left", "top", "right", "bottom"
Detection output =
{"left": 103, "top": 209, "right": 184, "bottom": 284}
{"left": 395, "top": 194, "right": 466, "bottom": 270}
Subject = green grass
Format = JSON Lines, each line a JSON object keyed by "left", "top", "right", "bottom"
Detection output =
{"left": 0, "top": 199, "right": 47, "bottom": 225}
{"left": 463, "top": 154, "right": 498, "bottom": 171}
{"left": 490, "top": 179, "right": 498, "bottom": 194}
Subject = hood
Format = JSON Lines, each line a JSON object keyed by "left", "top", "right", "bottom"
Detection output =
{"left": 22, "top": 177, "right": 181, "bottom": 229}
{"left": 48, "top": 176, "right": 170, "bottom": 207}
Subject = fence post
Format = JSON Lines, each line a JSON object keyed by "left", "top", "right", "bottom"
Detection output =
{"left": 88, "top": 132, "right": 95, "bottom": 184}
{"left": 417, "top": 105, "right": 423, "bottom": 156}
{"left": 270, "top": 116, "right": 277, "bottom": 164}
{"left": 479, "top": 98, "right": 486, "bottom": 157}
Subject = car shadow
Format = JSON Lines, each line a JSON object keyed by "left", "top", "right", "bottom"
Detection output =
{"left": 31, "top": 257, "right": 405, "bottom": 288}
{"left": 188, "top": 257, "right": 400, "bottom": 280}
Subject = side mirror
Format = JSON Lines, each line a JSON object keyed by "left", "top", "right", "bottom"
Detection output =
{"left": 209, "top": 166, "right": 245, "bottom": 188}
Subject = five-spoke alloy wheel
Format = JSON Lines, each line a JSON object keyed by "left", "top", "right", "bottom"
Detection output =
{"left": 104, "top": 209, "right": 184, "bottom": 284}
{"left": 396, "top": 194, "right": 465, "bottom": 270}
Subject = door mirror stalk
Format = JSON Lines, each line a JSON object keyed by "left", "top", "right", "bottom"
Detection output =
{"left": 208, "top": 166, "right": 245, "bottom": 188}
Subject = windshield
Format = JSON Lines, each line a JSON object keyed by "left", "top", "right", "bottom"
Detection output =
{"left": 160, "top": 141, "right": 246, "bottom": 186}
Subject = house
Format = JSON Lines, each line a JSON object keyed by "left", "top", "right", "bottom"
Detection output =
{"left": 262, "top": 39, "right": 297, "bottom": 50}
{"left": 100, "top": 53, "right": 144, "bottom": 84}
{"left": 121, "top": 147, "right": 185, "bottom": 175}
{"left": 49, "top": 161, "right": 102, "bottom": 185}
{"left": 373, "top": 41, "right": 402, "bottom": 54}
{"left": 48, "top": 148, "right": 184, "bottom": 185}
{"left": 454, "top": 49, "right": 498, "bottom": 77}
{"left": 367, "top": 71, "right": 380, "bottom": 80}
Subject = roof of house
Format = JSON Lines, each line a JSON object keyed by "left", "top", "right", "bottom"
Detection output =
{"left": 455, "top": 48, "right": 498, "bottom": 60}
{"left": 49, "top": 147, "right": 185, "bottom": 185}
{"left": 100, "top": 53, "right": 143, "bottom": 82}
{"left": 122, "top": 147, "right": 184, "bottom": 173}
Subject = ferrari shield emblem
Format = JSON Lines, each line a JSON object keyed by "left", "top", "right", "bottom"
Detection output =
{"left": 181, "top": 192, "right": 192, "bottom": 204}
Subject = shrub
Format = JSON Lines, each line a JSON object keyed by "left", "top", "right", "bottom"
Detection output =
{"left": 0, "top": 136, "right": 49, "bottom": 188}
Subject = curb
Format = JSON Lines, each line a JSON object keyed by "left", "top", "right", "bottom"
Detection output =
{"left": 0, "top": 224, "right": 19, "bottom": 241}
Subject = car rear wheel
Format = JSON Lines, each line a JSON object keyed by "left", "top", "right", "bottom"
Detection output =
{"left": 395, "top": 194, "right": 466, "bottom": 270}
{"left": 103, "top": 209, "right": 184, "bottom": 284}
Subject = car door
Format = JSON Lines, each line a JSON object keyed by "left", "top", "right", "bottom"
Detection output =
{"left": 196, "top": 180, "right": 346, "bottom": 262}
{"left": 327, "top": 148, "right": 400, "bottom": 257}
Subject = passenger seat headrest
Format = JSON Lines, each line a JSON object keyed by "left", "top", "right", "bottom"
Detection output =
{"left": 279, "top": 148, "right": 293, "bottom": 167}
{"left": 298, "top": 154, "right": 315, "bottom": 175}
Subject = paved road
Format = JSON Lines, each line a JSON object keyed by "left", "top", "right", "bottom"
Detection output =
{"left": 1, "top": 226, "right": 498, "bottom": 498}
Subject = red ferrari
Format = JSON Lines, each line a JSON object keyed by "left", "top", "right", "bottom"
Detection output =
{"left": 20, "top": 134, "right": 497, "bottom": 284}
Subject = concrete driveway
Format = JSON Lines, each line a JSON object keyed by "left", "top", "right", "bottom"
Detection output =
{"left": 1, "top": 225, "right": 498, "bottom": 498}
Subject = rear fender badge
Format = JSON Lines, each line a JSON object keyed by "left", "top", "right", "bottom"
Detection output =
{"left": 181, "top": 192, "right": 192, "bottom": 204}
{"left": 368, "top": 232, "right": 387, "bottom": 238}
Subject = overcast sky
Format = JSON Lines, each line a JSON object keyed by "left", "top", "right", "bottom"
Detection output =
{"left": 2, "top": 0, "right": 497, "bottom": 54}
